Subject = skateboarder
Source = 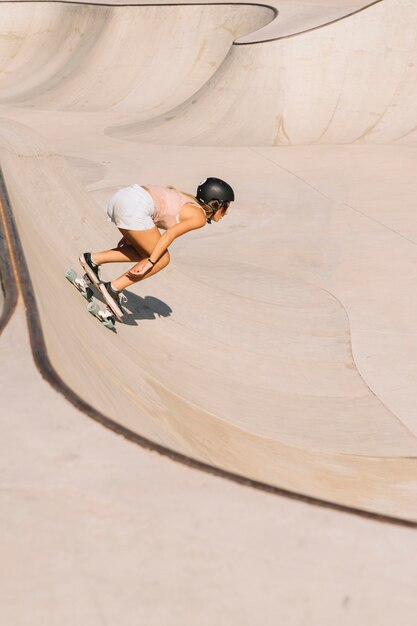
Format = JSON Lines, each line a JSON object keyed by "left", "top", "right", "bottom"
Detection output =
{"left": 79, "top": 177, "right": 235, "bottom": 319}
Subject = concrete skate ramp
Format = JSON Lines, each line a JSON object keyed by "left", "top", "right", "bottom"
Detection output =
{"left": 0, "top": 2, "right": 273, "bottom": 110}
{"left": 1, "top": 0, "right": 417, "bottom": 521}
{"left": 109, "top": 0, "right": 417, "bottom": 145}
{"left": 3, "top": 118, "right": 417, "bottom": 521}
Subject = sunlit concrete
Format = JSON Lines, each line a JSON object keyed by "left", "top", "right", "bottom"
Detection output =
{"left": 2, "top": 308, "right": 417, "bottom": 626}
{"left": 1, "top": 0, "right": 417, "bottom": 622}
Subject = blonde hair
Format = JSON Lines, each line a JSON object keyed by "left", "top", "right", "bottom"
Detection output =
{"left": 167, "top": 185, "right": 206, "bottom": 209}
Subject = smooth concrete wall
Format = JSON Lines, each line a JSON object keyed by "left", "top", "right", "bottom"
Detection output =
{"left": 110, "top": 0, "right": 417, "bottom": 145}
{"left": 0, "top": 2, "right": 272, "bottom": 112}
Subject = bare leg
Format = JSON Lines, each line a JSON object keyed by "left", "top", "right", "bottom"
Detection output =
{"left": 91, "top": 246, "right": 143, "bottom": 265}
{"left": 91, "top": 227, "right": 148, "bottom": 264}
{"left": 110, "top": 227, "right": 170, "bottom": 291}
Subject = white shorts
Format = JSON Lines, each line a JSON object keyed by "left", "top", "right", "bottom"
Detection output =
{"left": 107, "top": 184, "right": 155, "bottom": 230}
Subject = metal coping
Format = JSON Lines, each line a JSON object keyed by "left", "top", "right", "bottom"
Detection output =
{"left": 0, "top": 171, "right": 18, "bottom": 334}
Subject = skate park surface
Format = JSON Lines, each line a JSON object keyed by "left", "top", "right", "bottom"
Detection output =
{"left": 2, "top": 0, "right": 417, "bottom": 622}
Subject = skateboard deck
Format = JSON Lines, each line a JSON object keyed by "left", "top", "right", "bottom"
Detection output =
{"left": 65, "top": 269, "right": 116, "bottom": 330}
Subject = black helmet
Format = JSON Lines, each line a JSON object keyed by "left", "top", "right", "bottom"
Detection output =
{"left": 196, "top": 177, "right": 235, "bottom": 205}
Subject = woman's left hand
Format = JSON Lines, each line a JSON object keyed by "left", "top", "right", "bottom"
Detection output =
{"left": 126, "top": 259, "right": 152, "bottom": 279}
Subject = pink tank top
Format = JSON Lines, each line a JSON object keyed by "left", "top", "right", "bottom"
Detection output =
{"left": 144, "top": 185, "right": 203, "bottom": 230}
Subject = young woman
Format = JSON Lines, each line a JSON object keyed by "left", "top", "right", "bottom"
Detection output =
{"left": 79, "top": 177, "right": 235, "bottom": 320}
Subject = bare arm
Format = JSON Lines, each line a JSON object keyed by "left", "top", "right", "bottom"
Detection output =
{"left": 126, "top": 205, "right": 206, "bottom": 278}
{"left": 149, "top": 215, "right": 204, "bottom": 263}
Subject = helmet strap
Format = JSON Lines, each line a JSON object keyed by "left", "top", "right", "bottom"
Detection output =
{"left": 204, "top": 200, "right": 223, "bottom": 224}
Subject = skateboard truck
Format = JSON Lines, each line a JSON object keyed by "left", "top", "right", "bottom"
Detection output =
{"left": 65, "top": 269, "right": 93, "bottom": 299}
{"left": 65, "top": 269, "right": 116, "bottom": 330}
{"left": 87, "top": 302, "right": 115, "bottom": 329}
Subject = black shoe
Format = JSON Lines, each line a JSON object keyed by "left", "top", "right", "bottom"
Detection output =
{"left": 98, "top": 281, "right": 126, "bottom": 321}
{"left": 79, "top": 252, "right": 101, "bottom": 286}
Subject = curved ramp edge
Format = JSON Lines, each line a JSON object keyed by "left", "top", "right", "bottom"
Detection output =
{"left": 235, "top": 0, "right": 382, "bottom": 45}
{"left": 0, "top": 0, "right": 380, "bottom": 46}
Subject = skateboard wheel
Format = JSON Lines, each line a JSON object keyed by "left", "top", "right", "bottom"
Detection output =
{"left": 103, "top": 319, "right": 115, "bottom": 329}
{"left": 83, "top": 287, "right": 94, "bottom": 300}
{"left": 65, "top": 269, "right": 77, "bottom": 282}
{"left": 87, "top": 302, "right": 99, "bottom": 315}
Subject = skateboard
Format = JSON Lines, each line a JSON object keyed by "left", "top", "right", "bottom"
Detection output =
{"left": 65, "top": 269, "right": 116, "bottom": 330}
